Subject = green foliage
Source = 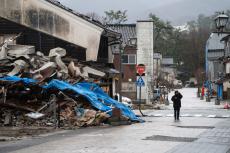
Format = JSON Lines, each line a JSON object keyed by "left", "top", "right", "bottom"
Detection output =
{"left": 149, "top": 10, "right": 230, "bottom": 81}
{"left": 149, "top": 13, "right": 173, "bottom": 51}
{"left": 104, "top": 10, "right": 128, "bottom": 24}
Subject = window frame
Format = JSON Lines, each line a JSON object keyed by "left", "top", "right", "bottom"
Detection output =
{"left": 122, "top": 54, "right": 136, "bottom": 65}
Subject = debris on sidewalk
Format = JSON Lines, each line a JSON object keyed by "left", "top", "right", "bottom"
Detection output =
{"left": 0, "top": 35, "right": 143, "bottom": 130}
{"left": 224, "top": 102, "right": 230, "bottom": 109}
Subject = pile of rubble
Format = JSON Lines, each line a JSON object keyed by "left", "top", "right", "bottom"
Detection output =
{"left": 0, "top": 34, "right": 142, "bottom": 128}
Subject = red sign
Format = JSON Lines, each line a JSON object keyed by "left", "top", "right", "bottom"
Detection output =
{"left": 136, "top": 64, "right": 146, "bottom": 76}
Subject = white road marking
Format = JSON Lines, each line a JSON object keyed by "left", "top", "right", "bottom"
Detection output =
{"left": 180, "top": 114, "right": 191, "bottom": 117}
{"left": 193, "top": 114, "right": 203, "bottom": 117}
{"left": 153, "top": 114, "right": 163, "bottom": 117}
{"left": 222, "top": 115, "right": 230, "bottom": 118}
{"left": 150, "top": 114, "right": 230, "bottom": 118}
{"left": 207, "top": 115, "right": 217, "bottom": 118}
{"left": 166, "top": 114, "right": 174, "bottom": 117}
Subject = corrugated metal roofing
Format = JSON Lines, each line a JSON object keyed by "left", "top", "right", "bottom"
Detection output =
{"left": 207, "top": 33, "right": 228, "bottom": 50}
{"left": 108, "top": 24, "right": 136, "bottom": 44}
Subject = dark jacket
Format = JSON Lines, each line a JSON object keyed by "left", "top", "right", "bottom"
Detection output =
{"left": 171, "top": 93, "right": 183, "bottom": 109}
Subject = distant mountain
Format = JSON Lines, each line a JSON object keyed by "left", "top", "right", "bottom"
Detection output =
{"left": 174, "top": 24, "right": 189, "bottom": 32}
{"left": 141, "top": 0, "right": 230, "bottom": 26}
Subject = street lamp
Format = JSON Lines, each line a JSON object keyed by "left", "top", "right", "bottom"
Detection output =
{"left": 110, "top": 38, "right": 137, "bottom": 103}
{"left": 110, "top": 40, "right": 121, "bottom": 54}
{"left": 128, "top": 37, "right": 137, "bottom": 47}
{"left": 110, "top": 39, "right": 125, "bottom": 102}
{"left": 215, "top": 12, "right": 229, "bottom": 33}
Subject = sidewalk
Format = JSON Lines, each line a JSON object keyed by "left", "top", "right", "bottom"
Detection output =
{"left": 166, "top": 119, "right": 230, "bottom": 153}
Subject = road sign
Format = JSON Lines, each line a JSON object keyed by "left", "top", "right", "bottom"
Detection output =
{"left": 136, "top": 64, "right": 145, "bottom": 76}
{"left": 136, "top": 77, "right": 145, "bottom": 87}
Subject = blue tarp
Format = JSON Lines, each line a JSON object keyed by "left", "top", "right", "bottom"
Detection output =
{"left": 44, "top": 79, "right": 111, "bottom": 112}
{"left": 0, "top": 76, "right": 143, "bottom": 122}
{"left": 76, "top": 83, "right": 142, "bottom": 122}
{"left": 0, "top": 76, "right": 37, "bottom": 85}
{"left": 45, "top": 80, "right": 143, "bottom": 122}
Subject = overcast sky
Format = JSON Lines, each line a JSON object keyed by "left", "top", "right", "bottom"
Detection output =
{"left": 59, "top": 0, "right": 230, "bottom": 25}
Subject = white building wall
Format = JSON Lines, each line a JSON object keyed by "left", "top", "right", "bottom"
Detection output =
{"left": 136, "top": 21, "right": 154, "bottom": 104}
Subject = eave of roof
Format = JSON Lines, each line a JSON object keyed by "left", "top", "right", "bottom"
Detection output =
{"left": 45, "top": 0, "right": 120, "bottom": 39}
{"left": 221, "top": 34, "right": 230, "bottom": 42}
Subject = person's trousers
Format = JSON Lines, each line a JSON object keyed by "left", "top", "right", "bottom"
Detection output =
{"left": 174, "top": 108, "right": 180, "bottom": 120}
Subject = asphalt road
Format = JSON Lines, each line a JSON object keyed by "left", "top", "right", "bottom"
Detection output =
{"left": 0, "top": 88, "right": 230, "bottom": 153}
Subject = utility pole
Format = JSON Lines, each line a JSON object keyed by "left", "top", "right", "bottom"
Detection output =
{"left": 119, "top": 42, "right": 123, "bottom": 102}
{"left": 156, "top": 58, "right": 159, "bottom": 88}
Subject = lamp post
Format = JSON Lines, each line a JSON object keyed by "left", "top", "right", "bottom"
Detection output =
{"left": 119, "top": 41, "right": 126, "bottom": 103}
{"left": 110, "top": 38, "right": 137, "bottom": 103}
{"left": 128, "top": 37, "right": 137, "bottom": 102}
{"left": 214, "top": 12, "right": 229, "bottom": 105}
{"left": 128, "top": 37, "right": 137, "bottom": 47}
{"left": 110, "top": 40, "right": 124, "bottom": 102}
{"left": 214, "top": 12, "right": 229, "bottom": 33}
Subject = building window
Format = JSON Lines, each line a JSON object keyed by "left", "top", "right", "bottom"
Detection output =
{"left": 122, "top": 54, "right": 136, "bottom": 64}
{"left": 122, "top": 55, "right": 129, "bottom": 64}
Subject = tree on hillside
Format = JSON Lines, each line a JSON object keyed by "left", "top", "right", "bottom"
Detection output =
{"left": 104, "top": 10, "right": 128, "bottom": 24}
{"left": 177, "top": 11, "right": 230, "bottom": 82}
{"left": 147, "top": 11, "right": 230, "bottom": 82}
{"left": 149, "top": 13, "right": 173, "bottom": 51}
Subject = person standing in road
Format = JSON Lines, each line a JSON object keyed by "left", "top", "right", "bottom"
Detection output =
{"left": 171, "top": 91, "right": 183, "bottom": 121}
